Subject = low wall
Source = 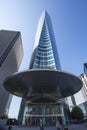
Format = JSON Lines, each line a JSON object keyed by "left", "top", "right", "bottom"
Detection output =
{"left": 0, "top": 119, "right": 7, "bottom": 126}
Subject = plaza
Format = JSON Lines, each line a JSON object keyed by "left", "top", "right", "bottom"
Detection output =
{"left": 3, "top": 124, "right": 87, "bottom": 130}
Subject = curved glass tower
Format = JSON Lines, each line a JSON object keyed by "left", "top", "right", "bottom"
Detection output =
{"left": 30, "top": 10, "right": 61, "bottom": 70}
{"left": 19, "top": 11, "right": 65, "bottom": 125}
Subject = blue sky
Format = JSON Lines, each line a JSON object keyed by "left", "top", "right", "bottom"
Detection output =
{"left": 0, "top": 0, "right": 87, "bottom": 118}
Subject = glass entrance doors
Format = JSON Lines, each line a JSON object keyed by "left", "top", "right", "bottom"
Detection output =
{"left": 25, "top": 115, "right": 63, "bottom": 126}
{"left": 22, "top": 103, "right": 65, "bottom": 126}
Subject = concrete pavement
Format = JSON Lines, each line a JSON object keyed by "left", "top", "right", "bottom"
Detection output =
{"left": 68, "top": 124, "right": 87, "bottom": 130}
{"left": 4, "top": 124, "right": 87, "bottom": 130}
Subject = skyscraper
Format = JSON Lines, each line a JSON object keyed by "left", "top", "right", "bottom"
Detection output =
{"left": 30, "top": 10, "right": 61, "bottom": 70}
{"left": 0, "top": 30, "right": 23, "bottom": 116}
{"left": 19, "top": 10, "right": 64, "bottom": 125}
{"left": 4, "top": 11, "right": 82, "bottom": 126}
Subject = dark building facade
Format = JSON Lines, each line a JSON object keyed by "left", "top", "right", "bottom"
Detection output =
{"left": 84, "top": 63, "right": 87, "bottom": 75}
{"left": 0, "top": 30, "right": 23, "bottom": 116}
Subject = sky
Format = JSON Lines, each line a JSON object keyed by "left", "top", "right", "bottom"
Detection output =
{"left": 0, "top": 0, "right": 87, "bottom": 118}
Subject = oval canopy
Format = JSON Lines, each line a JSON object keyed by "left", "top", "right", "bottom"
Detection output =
{"left": 3, "top": 69, "right": 83, "bottom": 99}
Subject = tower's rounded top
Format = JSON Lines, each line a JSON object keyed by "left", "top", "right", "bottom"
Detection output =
{"left": 42, "top": 10, "right": 47, "bottom": 15}
{"left": 40, "top": 10, "right": 49, "bottom": 19}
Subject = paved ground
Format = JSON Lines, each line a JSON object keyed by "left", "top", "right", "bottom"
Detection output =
{"left": 1, "top": 123, "right": 87, "bottom": 130}
{"left": 68, "top": 124, "right": 87, "bottom": 130}
{"left": 4, "top": 123, "right": 87, "bottom": 130}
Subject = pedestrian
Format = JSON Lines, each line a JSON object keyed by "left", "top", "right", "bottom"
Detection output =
{"left": 40, "top": 121, "right": 44, "bottom": 130}
{"left": 56, "top": 121, "right": 61, "bottom": 130}
{"left": 62, "top": 125, "right": 69, "bottom": 130}
{"left": 8, "top": 125, "right": 12, "bottom": 130}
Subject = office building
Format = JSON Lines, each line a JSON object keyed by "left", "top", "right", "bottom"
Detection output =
{"left": 84, "top": 63, "right": 87, "bottom": 75}
{"left": 76, "top": 73, "right": 87, "bottom": 117}
{"left": 80, "top": 73, "right": 87, "bottom": 101}
{"left": 76, "top": 64, "right": 87, "bottom": 117}
{"left": 4, "top": 11, "right": 82, "bottom": 126}
{"left": 78, "top": 64, "right": 87, "bottom": 103}
{"left": 81, "top": 63, "right": 87, "bottom": 101}
{"left": 0, "top": 30, "right": 23, "bottom": 116}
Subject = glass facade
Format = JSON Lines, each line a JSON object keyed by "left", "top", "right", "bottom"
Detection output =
{"left": 33, "top": 20, "right": 56, "bottom": 69}
{"left": 22, "top": 103, "right": 69, "bottom": 126}
{"left": 30, "top": 10, "right": 61, "bottom": 70}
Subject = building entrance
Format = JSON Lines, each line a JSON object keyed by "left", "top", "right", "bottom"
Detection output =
{"left": 25, "top": 114, "right": 63, "bottom": 126}
{"left": 22, "top": 103, "right": 65, "bottom": 126}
